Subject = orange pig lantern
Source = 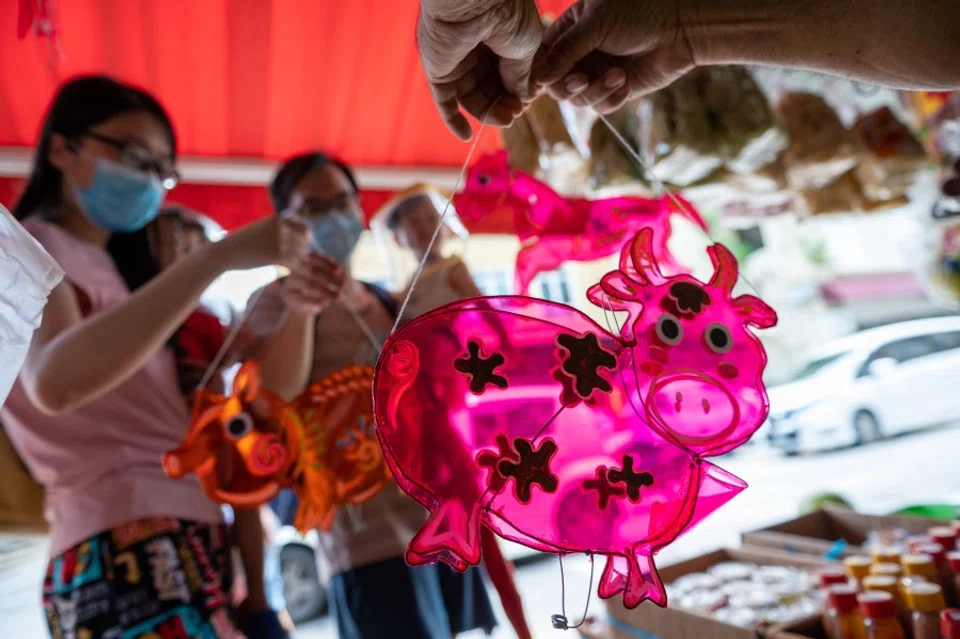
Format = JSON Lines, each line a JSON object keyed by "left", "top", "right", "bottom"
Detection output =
{"left": 163, "top": 362, "right": 391, "bottom": 533}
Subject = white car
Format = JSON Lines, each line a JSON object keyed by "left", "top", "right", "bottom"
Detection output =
{"left": 766, "top": 316, "right": 960, "bottom": 454}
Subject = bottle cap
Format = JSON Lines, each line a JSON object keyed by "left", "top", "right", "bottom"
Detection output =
{"left": 907, "top": 534, "right": 932, "bottom": 553}
{"left": 827, "top": 584, "right": 860, "bottom": 615}
{"left": 845, "top": 555, "right": 873, "bottom": 579}
{"left": 902, "top": 553, "right": 938, "bottom": 580}
{"left": 872, "top": 546, "right": 901, "bottom": 565}
{"left": 871, "top": 562, "right": 903, "bottom": 578}
{"left": 914, "top": 542, "right": 946, "bottom": 567}
{"left": 862, "top": 575, "right": 899, "bottom": 598}
{"left": 859, "top": 591, "right": 896, "bottom": 619}
{"left": 820, "top": 566, "right": 850, "bottom": 587}
{"left": 942, "top": 609, "right": 960, "bottom": 639}
{"left": 929, "top": 526, "right": 958, "bottom": 549}
{"left": 905, "top": 581, "right": 945, "bottom": 613}
{"left": 948, "top": 551, "right": 960, "bottom": 573}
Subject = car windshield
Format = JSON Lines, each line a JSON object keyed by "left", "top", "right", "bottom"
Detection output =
{"left": 789, "top": 351, "right": 849, "bottom": 381}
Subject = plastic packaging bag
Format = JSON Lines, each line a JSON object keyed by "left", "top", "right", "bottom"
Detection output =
{"left": 588, "top": 106, "right": 645, "bottom": 190}
{"left": 778, "top": 93, "right": 862, "bottom": 190}
{"left": 636, "top": 72, "right": 721, "bottom": 186}
{"left": 852, "top": 106, "right": 929, "bottom": 202}
{"left": 700, "top": 67, "right": 788, "bottom": 175}
{"left": 0, "top": 205, "right": 63, "bottom": 404}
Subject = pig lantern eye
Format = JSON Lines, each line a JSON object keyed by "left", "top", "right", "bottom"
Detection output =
{"left": 655, "top": 314, "right": 683, "bottom": 346}
{"left": 225, "top": 413, "right": 254, "bottom": 440}
{"left": 704, "top": 323, "right": 733, "bottom": 354}
{"left": 478, "top": 173, "right": 490, "bottom": 186}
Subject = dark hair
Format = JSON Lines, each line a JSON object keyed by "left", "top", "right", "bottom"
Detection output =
{"left": 386, "top": 193, "right": 432, "bottom": 230}
{"left": 269, "top": 151, "right": 358, "bottom": 213}
{"left": 13, "top": 74, "right": 177, "bottom": 221}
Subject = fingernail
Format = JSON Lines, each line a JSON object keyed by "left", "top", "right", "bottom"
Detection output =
{"left": 565, "top": 74, "right": 588, "bottom": 93}
{"left": 605, "top": 69, "right": 626, "bottom": 89}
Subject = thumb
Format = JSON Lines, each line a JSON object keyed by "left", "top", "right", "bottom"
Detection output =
{"left": 532, "top": 5, "right": 600, "bottom": 85}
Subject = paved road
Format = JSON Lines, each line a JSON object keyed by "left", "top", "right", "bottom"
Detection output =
{"left": 4, "top": 424, "right": 958, "bottom": 638}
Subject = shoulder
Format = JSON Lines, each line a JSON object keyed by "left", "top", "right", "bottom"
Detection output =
{"left": 20, "top": 218, "right": 72, "bottom": 258}
{"left": 20, "top": 218, "right": 121, "bottom": 306}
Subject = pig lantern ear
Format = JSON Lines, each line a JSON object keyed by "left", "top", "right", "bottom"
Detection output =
{"left": 707, "top": 242, "right": 738, "bottom": 295}
{"left": 624, "top": 228, "right": 666, "bottom": 286}
{"left": 233, "top": 361, "right": 263, "bottom": 403}
{"left": 733, "top": 294, "right": 778, "bottom": 329}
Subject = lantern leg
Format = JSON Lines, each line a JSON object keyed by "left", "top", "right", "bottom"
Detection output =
{"left": 622, "top": 549, "right": 666, "bottom": 609}
{"left": 405, "top": 498, "right": 482, "bottom": 572}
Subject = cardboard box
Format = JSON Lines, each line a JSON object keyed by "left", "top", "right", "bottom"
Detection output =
{"left": 742, "top": 506, "right": 945, "bottom": 558}
{"left": 605, "top": 547, "right": 833, "bottom": 639}
{"left": 771, "top": 617, "right": 829, "bottom": 639}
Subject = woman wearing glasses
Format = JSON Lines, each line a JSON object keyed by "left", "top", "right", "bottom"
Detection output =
{"left": 3, "top": 75, "right": 316, "bottom": 638}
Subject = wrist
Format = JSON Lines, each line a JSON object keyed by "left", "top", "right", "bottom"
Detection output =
{"left": 204, "top": 237, "right": 241, "bottom": 273}
{"left": 186, "top": 241, "right": 234, "bottom": 283}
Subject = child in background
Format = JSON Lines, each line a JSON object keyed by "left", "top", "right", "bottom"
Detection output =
{"left": 385, "top": 184, "right": 484, "bottom": 315}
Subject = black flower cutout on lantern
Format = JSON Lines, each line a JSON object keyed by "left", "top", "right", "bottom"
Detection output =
{"left": 556, "top": 333, "right": 617, "bottom": 399}
{"left": 454, "top": 341, "right": 508, "bottom": 394}
{"left": 661, "top": 282, "right": 712, "bottom": 320}
{"left": 608, "top": 455, "right": 654, "bottom": 503}
{"left": 583, "top": 465, "right": 626, "bottom": 510}
{"left": 552, "top": 366, "right": 598, "bottom": 408}
{"left": 476, "top": 434, "right": 515, "bottom": 494}
{"left": 496, "top": 437, "right": 559, "bottom": 503}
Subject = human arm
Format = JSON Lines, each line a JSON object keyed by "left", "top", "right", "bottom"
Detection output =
{"left": 20, "top": 217, "right": 310, "bottom": 416}
{"left": 534, "top": 0, "right": 960, "bottom": 112}
{"left": 418, "top": 0, "right": 543, "bottom": 140}
{"left": 251, "top": 253, "right": 344, "bottom": 400}
{"left": 233, "top": 507, "right": 269, "bottom": 612}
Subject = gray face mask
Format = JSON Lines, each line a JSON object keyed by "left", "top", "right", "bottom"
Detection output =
{"left": 306, "top": 212, "right": 364, "bottom": 264}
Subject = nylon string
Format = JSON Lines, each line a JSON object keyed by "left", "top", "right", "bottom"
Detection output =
{"left": 391, "top": 100, "right": 500, "bottom": 334}
{"left": 596, "top": 113, "right": 764, "bottom": 297}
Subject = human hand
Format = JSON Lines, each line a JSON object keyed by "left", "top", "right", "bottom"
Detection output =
{"left": 532, "top": 0, "right": 695, "bottom": 113}
{"left": 280, "top": 253, "right": 345, "bottom": 315}
{"left": 419, "top": 0, "right": 543, "bottom": 140}
{"left": 216, "top": 216, "right": 312, "bottom": 272}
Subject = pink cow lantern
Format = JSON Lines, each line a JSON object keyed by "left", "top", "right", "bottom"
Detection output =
{"left": 372, "top": 227, "right": 777, "bottom": 609}
{"left": 452, "top": 150, "right": 709, "bottom": 295}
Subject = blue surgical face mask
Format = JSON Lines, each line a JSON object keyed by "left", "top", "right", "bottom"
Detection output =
{"left": 74, "top": 158, "right": 165, "bottom": 232}
{"left": 307, "top": 212, "right": 364, "bottom": 264}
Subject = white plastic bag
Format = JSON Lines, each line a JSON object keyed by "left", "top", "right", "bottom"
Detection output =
{"left": 0, "top": 204, "right": 63, "bottom": 404}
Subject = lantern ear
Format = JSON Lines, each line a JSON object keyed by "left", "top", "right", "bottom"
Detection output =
{"left": 233, "top": 361, "right": 263, "bottom": 403}
{"left": 587, "top": 272, "right": 647, "bottom": 341}
{"left": 733, "top": 294, "right": 778, "bottom": 329}
{"left": 707, "top": 243, "right": 738, "bottom": 295}
{"left": 625, "top": 228, "right": 666, "bottom": 286}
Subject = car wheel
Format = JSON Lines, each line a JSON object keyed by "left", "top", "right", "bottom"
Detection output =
{"left": 854, "top": 410, "right": 882, "bottom": 445}
{"left": 280, "top": 543, "right": 326, "bottom": 624}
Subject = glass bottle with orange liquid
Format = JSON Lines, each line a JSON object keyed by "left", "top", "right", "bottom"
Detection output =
{"left": 905, "top": 582, "right": 946, "bottom": 639}
{"left": 825, "top": 584, "right": 867, "bottom": 639}
{"left": 860, "top": 591, "right": 906, "bottom": 639}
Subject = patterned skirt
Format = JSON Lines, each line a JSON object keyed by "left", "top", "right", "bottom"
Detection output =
{"left": 42, "top": 517, "right": 243, "bottom": 639}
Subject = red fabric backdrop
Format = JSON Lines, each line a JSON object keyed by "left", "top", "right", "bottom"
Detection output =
{"left": 2, "top": 0, "right": 575, "bottom": 165}
{"left": 2, "top": 0, "right": 575, "bottom": 229}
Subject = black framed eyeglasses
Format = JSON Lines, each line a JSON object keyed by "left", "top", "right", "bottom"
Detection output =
{"left": 291, "top": 191, "right": 361, "bottom": 218}
{"left": 81, "top": 131, "right": 181, "bottom": 190}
